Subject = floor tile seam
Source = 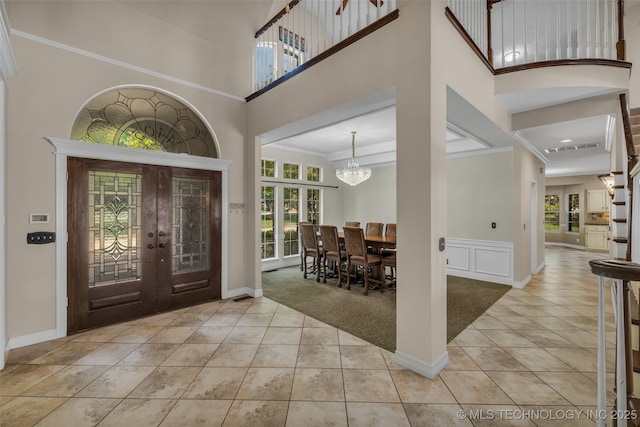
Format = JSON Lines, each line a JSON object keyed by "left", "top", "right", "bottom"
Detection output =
{"left": 25, "top": 395, "right": 82, "bottom": 426}
{"left": 458, "top": 346, "right": 537, "bottom": 373}
{"left": 439, "top": 369, "right": 517, "bottom": 408}
{"left": 3, "top": 364, "right": 68, "bottom": 396}
{"left": 528, "top": 370, "right": 600, "bottom": 407}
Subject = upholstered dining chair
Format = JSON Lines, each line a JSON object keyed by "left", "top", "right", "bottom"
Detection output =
{"left": 381, "top": 254, "right": 396, "bottom": 291}
{"left": 365, "top": 222, "right": 384, "bottom": 236}
{"left": 319, "top": 225, "right": 347, "bottom": 287}
{"left": 345, "top": 221, "right": 360, "bottom": 228}
{"left": 384, "top": 223, "right": 396, "bottom": 238}
{"left": 343, "top": 226, "right": 383, "bottom": 295}
{"left": 299, "top": 221, "right": 311, "bottom": 271}
{"left": 300, "top": 223, "right": 323, "bottom": 282}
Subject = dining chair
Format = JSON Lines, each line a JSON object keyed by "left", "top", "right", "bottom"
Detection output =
{"left": 381, "top": 254, "right": 396, "bottom": 290}
{"left": 319, "top": 225, "right": 347, "bottom": 287}
{"left": 343, "top": 226, "right": 383, "bottom": 295}
{"left": 382, "top": 223, "right": 397, "bottom": 258}
{"left": 300, "top": 223, "right": 323, "bottom": 281}
{"left": 365, "top": 222, "right": 384, "bottom": 236}
{"left": 384, "top": 223, "right": 396, "bottom": 238}
{"left": 299, "top": 221, "right": 311, "bottom": 271}
{"left": 345, "top": 221, "right": 360, "bottom": 228}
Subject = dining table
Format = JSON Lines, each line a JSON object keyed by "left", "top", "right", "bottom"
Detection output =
{"left": 336, "top": 231, "right": 396, "bottom": 250}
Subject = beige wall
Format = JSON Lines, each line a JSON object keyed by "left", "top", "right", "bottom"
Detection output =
{"left": 628, "top": 1, "right": 640, "bottom": 108}
{"left": 513, "top": 144, "right": 546, "bottom": 281}
{"left": 341, "top": 166, "right": 396, "bottom": 226}
{"left": 5, "top": 3, "right": 253, "bottom": 339}
{"left": 447, "top": 150, "right": 514, "bottom": 242}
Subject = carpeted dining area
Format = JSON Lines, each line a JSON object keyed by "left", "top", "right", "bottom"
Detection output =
{"left": 262, "top": 266, "right": 510, "bottom": 351}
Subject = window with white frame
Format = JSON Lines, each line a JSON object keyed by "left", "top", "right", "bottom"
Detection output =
{"left": 283, "top": 162, "right": 299, "bottom": 180}
{"left": 567, "top": 193, "right": 580, "bottom": 233}
{"left": 261, "top": 185, "right": 275, "bottom": 259}
{"left": 261, "top": 159, "right": 275, "bottom": 178}
{"left": 306, "top": 166, "right": 321, "bottom": 182}
{"left": 307, "top": 188, "right": 320, "bottom": 225}
{"left": 283, "top": 187, "right": 299, "bottom": 256}
{"left": 545, "top": 194, "right": 560, "bottom": 231}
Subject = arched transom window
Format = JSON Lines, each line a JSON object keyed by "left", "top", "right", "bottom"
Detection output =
{"left": 71, "top": 87, "right": 219, "bottom": 158}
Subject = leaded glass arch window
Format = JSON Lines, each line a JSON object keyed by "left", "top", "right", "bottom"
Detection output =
{"left": 71, "top": 87, "right": 219, "bottom": 158}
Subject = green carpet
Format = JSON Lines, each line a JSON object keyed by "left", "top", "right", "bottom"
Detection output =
{"left": 262, "top": 267, "right": 510, "bottom": 352}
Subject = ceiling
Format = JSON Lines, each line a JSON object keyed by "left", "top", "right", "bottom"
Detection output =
{"left": 261, "top": 86, "right": 617, "bottom": 178}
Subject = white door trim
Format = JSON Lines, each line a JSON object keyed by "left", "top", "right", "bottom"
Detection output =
{"left": 47, "top": 137, "right": 232, "bottom": 339}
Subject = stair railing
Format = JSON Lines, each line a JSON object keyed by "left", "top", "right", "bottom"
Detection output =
{"left": 446, "top": 0, "right": 627, "bottom": 72}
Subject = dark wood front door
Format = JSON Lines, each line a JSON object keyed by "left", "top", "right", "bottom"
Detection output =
{"left": 67, "top": 158, "right": 221, "bottom": 333}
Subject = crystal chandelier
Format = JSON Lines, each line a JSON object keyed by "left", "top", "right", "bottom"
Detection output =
{"left": 336, "top": 131, "right": 371, "bottom": 186}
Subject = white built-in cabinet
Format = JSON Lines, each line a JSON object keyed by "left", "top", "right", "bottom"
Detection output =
{"left": 586, "top": 225, "right": 609, "bottom": 251}
{"left": 587, "top": 189, "right": 609, "bottom": 213}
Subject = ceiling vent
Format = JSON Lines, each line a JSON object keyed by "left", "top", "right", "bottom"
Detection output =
{"left": 544, "top": 142, "right": 600, "bottom": 154}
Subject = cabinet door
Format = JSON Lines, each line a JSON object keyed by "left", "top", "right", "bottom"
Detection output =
{"left": 586, "top": 230, "right": 608, "bottom": 250}
{"left": 587, "top": 190, "right": 608, "bottom": 213}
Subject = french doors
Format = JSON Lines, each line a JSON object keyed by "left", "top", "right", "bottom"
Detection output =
{"left": 67, "top": 158, "right": 221, "bottom": 333}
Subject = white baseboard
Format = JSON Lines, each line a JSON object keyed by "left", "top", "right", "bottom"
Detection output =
{"left": 447, "top": 270, "right": 514, "bottom": 286}
{"left": 534, "top": 261, "right": 546, "bottom": 274}
{"left": 512, "top": 274, "right": 531, "bottom": 289}
{"left": 7, "top": 328, "right": 61, "bottom": 350}
{"left": 223, "top": 287, "right": 263, "bottom": 300}
{"left": 394, "top": 350, "right": 450, "bottom": 379}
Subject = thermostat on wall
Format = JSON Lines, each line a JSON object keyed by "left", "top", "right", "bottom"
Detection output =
{"left": 30, "top": 213, "right": 49, "bottom": 224}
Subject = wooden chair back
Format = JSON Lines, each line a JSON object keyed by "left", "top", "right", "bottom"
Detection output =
{"left": 300, "top": 223, "right": 319, "bottom": 250}
{"left": 343, "top": 226, "right": 367, "bottom": 258}
{"left": 345, "top": 221, "right": 360, "bottom": 228}
{"left": 365, "top": 222, "right": 384, "bottom": 236}
{"left": 319, "top": 225, "right": 340, "bottom": 254}
{"left": 385, "top": 223, "right": 396, "bottom": 238}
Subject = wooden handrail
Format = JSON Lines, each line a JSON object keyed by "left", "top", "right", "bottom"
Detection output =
{"left": 255, "top": 0, "right": 301, "bottom": 39}
{"left": 621, "top": 94, "right": 636, "bottom": 164}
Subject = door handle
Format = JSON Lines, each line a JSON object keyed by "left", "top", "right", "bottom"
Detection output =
{"left": 158, "top": 243, "right": 166, "bottom": 249}
{"left": 147, "top": 244, "right": 154, "bottom": 249}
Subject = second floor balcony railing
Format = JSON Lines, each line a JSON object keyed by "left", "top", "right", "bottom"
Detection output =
{"left": 447, "top": 0, "right": 626, "bottom": 71}
{"left": 253, "top": 0, "right": 397, "bottom": 94}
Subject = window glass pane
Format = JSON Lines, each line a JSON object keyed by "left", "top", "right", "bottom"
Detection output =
{"left": 261, "top": 160, "right": 275, "bottom": 178}
{"left": 283, "top": 163, "right": 299, "bottom": 180}
{"left": 568, "top": 193, "right": 580, "bottom": 233}
{"left": 283, "top": 47, "right": 300, "bottom": 74}
{"left": 256, "top": 42, "right": 275, "bottom": 89}
{"left": 284, "top": 187, "right": 299, "bottom": 256}
{"left": 307, "top": 189, "right": 320, "bottom": 225}
{"left": 88, "top": 171, "right": 142, "bottom": 287}
{"left": 545, "top": 194, "right": 560, "bottom": 231}
{"left": 307, "top": 166, "right": 320, "bottom": 182}
{"left": 261, "top": 186, "right": 275, "bottom": 259}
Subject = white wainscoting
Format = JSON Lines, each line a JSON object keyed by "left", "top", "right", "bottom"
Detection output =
{"left": 447, "top": 238, "right": 514, "bottom": 286}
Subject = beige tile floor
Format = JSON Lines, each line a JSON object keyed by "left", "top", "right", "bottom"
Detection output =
{"left": 0, "top": 247, "right": 622, "bottom": 426}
